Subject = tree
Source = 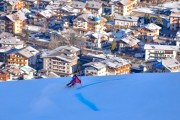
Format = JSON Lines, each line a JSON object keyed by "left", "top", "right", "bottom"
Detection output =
{"left": 156, "top": 14, "right": 163, "bottom": 25}
{"left": 111, "top": 40, "right": 117, "bottom": 51}
{"left": 144, "top": 13, "right": 151, "bottom": 24}
{"left": 24, "top": 29, "right": 30, "bottom": 42}
{"left": 25, "top": 4, "right": 29, "bottom": 10}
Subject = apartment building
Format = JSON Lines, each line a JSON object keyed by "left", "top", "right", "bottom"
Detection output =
{"left": 3, "top": 10, "right": 27, "bottom": 34}
{"left": 170, "top": 9, "right": 180, "bottom": 31}
{"left": 7, "top": 46, "right": 39, "bottom": 67}
{"left": 86, "top": 1, "right": 103, "bottom": 16}
{"left": 114, "top": 14, "right": 139, "bottom": 28}
{"left": 41, "top": 46, "right": 80, "bottom": 76}
{"left": 111, "top": 0, "right": 138, "bottom": 16}
{"left": 144, "top": 44, "right": 179, "bottom": 61}
{"left": 0, "top": 0, "right": 24, "bottom": 13}
{"left": 73, "top": 13, "right": 106, "bottom": 34}
{"left": 135, "top": 23, "right": 161, "bottom": 42}
{"left": 101, "top": 57, "right": 131, "bottom": 75}
{"left": 83, "top": 62, "right": 107, "bottom": 76}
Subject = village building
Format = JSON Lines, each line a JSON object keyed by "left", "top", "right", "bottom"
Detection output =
{"left": 101, "top": 57, "right": 131, "bottom": 75}
{"left": 73, "top": 13, "right": 106, "bottom": 34}
{"left": 83, "top": 62, "right": 107, "bottom": 76}
{"left": 118, "top": 36, "right": 140, "bottom": 52}
{"left": 86, "top": 1, "right": 103, "bottom": 16}
{"left": 110, "top": 0, "right": 138, "bottom": 16}
{"left": 114, "top": 14, "right": 139, "bottom": 28}
{"left": 144, "top": 44, "right": 179, "bottom": 61}
{"left": 41, "top": 46, "right": 80, "bottom": 76}
{"left": 161, "top": 58, "right": 180, "bottom": 72}
{"left": 2, "top": 10, "right": 27, "bottom": 34}
{"left": 135, "top": 23, "right": 161, "bottom": 42}
{"left": 170, "top": 9, "right": 180, "bottom": 31}
{"left": 7, "top": 46, "right": 40, "bottom": 67}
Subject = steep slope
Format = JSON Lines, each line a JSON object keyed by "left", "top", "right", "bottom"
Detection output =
{"left": 0, "top": 73, "right": 180, "bottom": 120}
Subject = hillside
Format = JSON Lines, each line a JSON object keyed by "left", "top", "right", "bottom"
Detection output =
{"left": 0, "top": 73, "right": 180, "bottom": 120}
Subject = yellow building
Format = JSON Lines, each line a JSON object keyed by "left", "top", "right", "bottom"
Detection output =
{"left": 111, "top": 0, "right": 138, "bottom": 16}
{"left": 5, "top": 10, "right": 26, "bottom": 34}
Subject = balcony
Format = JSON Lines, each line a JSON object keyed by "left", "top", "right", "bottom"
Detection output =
{"left": 8, "top": 60, "right": 27, "bottom": 64}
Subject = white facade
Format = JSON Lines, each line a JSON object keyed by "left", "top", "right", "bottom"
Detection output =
{"left": 144, "top": 44, "right": 178, "bottom": 61}
{"left": 84, "top": 66, "right": 107, "bottom": 76}
{"left": 115, "top": 20, "right": 138, "bottom": 27}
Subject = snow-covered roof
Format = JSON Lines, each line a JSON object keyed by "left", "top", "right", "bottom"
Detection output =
{"left": 121, "top": 36, "right": 140, "bottom": 47}
{"left": 145, "top": 23, "right": 161, "bottom": 31}
{"left": 25, "top": 25, "right": 42, "bottom": 32}
{"left": 101, "top": 57, "right": 130, "bottom": 68}
{"left": 6, "top": 10, "right": 27, "bottom": 22}
{"left": 114, "top": 14, "right": 139, "bottom": 22}
{"left": 1, "top": 73, "right": 180, "bottom": 120}
{"left": 83, "top": 62, "right": 106, "bottom": 70}
{"left": 39, "top": 10, "right": 56, "bottom": 18}
{"left": 87, "top": 53, "right": 114, "bottom": 60}
{"left": 41, "top": 46, "right": 80, "bottom": 62}
{"left": 18, "top": 46, "right": 39, "bottom": 58}
{"left": 144, "top": 44, "right": 179, "bottom": 51}
{"left": 20, "top": 66, "right": 36, "bottom": 75}
{"left": 115, "top": 29, "right": 132, "bottom": 40}
{"left": 162, "top": 58, "right": 180, "bottom": 72}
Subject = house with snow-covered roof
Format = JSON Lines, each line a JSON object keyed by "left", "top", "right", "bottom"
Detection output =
{"left": 73, "top": 13, "right": 107, "bottom": 34}
{"left": 118, "top": 36, "right": 140, "bottom": 52}
{"left": 85, "top": 32, "right": 109, "bottom": 49}
{"left": 41, "top": 46, "right": 80, "bottom": 76}
{"left": 101, "top": 57, "right": 131, "bottom": 75}
{"left": 162, "top": 58, "right": 180, "bottom": 72}
{"left": 85, "top": 1, "right": 103, "bottom": 16}
{"left": 114, "top": 14, "right": 139, "bottom": 28}
{"left": 135, "top": 23, "right": 161, "bottom": 42}
{"left": 7, "top": 46, "right": 40, "bottom": 67}
{"left": 72, "top": 1, "right": 86, "bottom": 13}
{"left": 110, "top": 0, "right": 138, "bottom": 16}
{"left": 83, "top": 62, "right": 107, "bottom": 76}
{"left": 3, "top": 10, "right": 27, "bottom": 34}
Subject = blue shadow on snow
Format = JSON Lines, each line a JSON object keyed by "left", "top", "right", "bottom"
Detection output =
{"left": 75, "top": 93, "right": 99, "bottom": 111}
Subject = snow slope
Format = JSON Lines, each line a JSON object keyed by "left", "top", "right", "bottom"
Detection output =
{"left": 0, "top": 73, "right": 180, "bottom": 120}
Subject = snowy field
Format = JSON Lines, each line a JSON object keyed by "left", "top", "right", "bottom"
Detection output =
{"left": 0, "top": 73, "right": 180, "bottom": 120}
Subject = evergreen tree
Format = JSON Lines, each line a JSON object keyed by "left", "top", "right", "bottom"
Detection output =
{"left": 147, "top": 14, "right": 151, "bottom": 23}
{"left": 144, "top": 13, "right": 151, "bottom": 24}
{"left": 156, "top": 14, "right": 163, "bottom": 25}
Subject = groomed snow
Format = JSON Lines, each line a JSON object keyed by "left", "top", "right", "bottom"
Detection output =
{"left": 0, "top": 73, "right": 180, "bottom": 120}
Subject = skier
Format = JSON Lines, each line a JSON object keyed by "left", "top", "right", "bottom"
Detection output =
{"left": 66, "top": 74, "right": 81, "bottom": 87}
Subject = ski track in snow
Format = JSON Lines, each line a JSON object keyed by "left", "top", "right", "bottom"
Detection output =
{"left": 77, "top": 78, "right": 126, "bottom": 90}
{"left": 75, "top": 93, "right": 99, "bottom": 111}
